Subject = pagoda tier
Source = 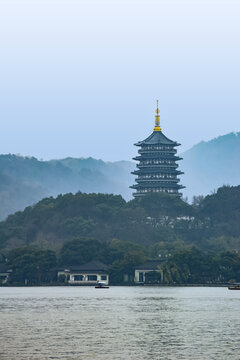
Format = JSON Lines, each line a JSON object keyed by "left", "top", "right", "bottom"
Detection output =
{"left": 133, "top": 152, "right": 182, "bottom": 160}
{"left": 130, "top": 102, "right": 185, "bottom": 197}
{"left": 132, "top": 168, "right": 183, "bottom": 175}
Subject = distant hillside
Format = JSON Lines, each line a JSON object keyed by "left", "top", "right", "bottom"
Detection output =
{"left": 181, "top": 132, "right": 240, "bottom": 200}
{"left": 0, "top": 155, "right": 134, "bottom": 220}
{"left": 0, "top": 132, "right": 239, "bottom": 219}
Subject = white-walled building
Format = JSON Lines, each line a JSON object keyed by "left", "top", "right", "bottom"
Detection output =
{"left": 57, "top": 260, "right": 109, "bottom": 285}
{"left": 134, "top": 260, "right": 163, "bottom": 284}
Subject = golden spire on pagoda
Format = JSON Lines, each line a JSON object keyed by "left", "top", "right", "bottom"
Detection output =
{"left": 154, "top": 100, "right": 161, "bottom": 131}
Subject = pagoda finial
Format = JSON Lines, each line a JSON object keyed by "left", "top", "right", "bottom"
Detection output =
{"left": 154, "top": 100, "right": 161, "bottom": 131}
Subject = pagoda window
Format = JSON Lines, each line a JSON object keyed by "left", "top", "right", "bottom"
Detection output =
{"left": 74, "top": 275, "right": 83, "bottom": 281}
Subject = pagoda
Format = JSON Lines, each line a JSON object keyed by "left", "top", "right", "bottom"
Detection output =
{"left": 130, "top": 101, "right": 185, "bottom": 197}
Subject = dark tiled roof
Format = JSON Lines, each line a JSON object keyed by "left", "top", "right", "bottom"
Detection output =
{"left": 135, "top": 131, "right": 180, "bottom": 146}
{"left": 58, "top": 260, "right": 108, "bottom": 272}
{"left": 135, "top": 260, "right": 164, "bottom": 270}
{"left": 132, "top": 169, "right": 183, "bottom": 175}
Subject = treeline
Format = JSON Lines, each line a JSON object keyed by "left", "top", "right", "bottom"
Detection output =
{"left": 1, "top": 238, "right": 240, "bottom": 285}
{"left": 0, "top": 185, "right": 240, "bottom": 252}
{"left": 0, "top": 185, "right": 240, "bottom": 285}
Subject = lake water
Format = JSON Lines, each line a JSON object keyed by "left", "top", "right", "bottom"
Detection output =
{"left": 0, "top": 286, "right": 239, "bottom": 360}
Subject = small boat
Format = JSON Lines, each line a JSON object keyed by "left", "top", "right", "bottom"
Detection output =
{"left": 95, "top": 282, "right": 109, "bottom": 289}
{"left": 228, "top": 283, "right": 240, "bottom": 290}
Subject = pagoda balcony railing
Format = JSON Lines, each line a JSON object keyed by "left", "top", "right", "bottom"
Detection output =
{"left": 138, "top": 145, "right": 176, "bottom": 151}
{"left": 137, "top": 175, "right": 179, "bottom": 179}
{"left": 137, "top": 163, "right": 179, "bottom": 169}
{"left": 134, "top": 155, "right": 182, "bottom": 161}
{"left": 133, "top": 189, "right": 180, "bottom": 196}
{"left": 138, "top": 149, "right": 177, "bottom": 155}
{"left": 136, "top": 178, "right": 180, "bottom": 183}
{"left": 131, "top": 185, "right": 182, "bottom": 191}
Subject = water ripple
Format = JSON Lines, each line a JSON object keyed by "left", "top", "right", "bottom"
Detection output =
{"left": 0, "top": 286, "right": 239, "bottom": 359}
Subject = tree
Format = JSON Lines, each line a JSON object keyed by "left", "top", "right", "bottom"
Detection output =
{"left": 7, "top": 247, "right": 56, "bottom": 284}
{"left": 59, "top": 237, "right": 108, "bottom": 265}
{"left": 108, "top": 239, "right": 147, "bottom": 284}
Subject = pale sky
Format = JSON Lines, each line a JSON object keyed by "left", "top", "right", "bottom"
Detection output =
{"left": 0, "top": 0, "right": 239, "bottom": 161}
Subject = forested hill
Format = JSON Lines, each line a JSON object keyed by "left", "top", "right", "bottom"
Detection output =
{"left": 1, "top": 132, "right": 240, "bottom": 220}
{"left": 181, "top": 131, "right": 240, "bottom": 199}
{"left": 0, "top": 155, "right": 134, "bottom": 220}
{"left": 0, "top": 185, "right": 239, "bottom": 253}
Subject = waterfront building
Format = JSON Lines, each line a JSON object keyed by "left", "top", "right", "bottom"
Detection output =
{"left": 130, "top": 101, "right": 185, "bottom": 197}
{"left": 134, "top": 260, "right": 164, "bottom": 284}
{"left": 57, "top": 260, "right": 109, "bottom": 285}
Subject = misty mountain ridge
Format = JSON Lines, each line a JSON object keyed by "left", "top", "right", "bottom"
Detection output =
{"left": 181, "top": 131, "right": 240, "bottom": 199}
{"left": 0, "top": 131, "right": 239, "bottom": 220}
{"left": 0, "top": 155, "right": 134, "bottom": 220}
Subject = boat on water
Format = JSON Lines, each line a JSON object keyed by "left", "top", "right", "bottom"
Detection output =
{"left": 95, "top": 281, "right": 109, "bottom": 289}
{"left": 228, "top": 283, "right": 240, "bottom": 290}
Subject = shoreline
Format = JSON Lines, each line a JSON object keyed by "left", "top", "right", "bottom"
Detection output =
{"left": 0, "top": 283, "right": 229, "bottom": 287}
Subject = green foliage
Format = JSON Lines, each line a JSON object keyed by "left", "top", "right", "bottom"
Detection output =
{"left": 1, "top": 185, "right": 240, "bottom": 285}
{"left": 7, "top": 247, "right": 56, "bottom": 284}
{"left": 154, "top": 248, "right": 240, "bottom": 284}
{"left": 213, "top": 251, "right": 240, "bottom": 282}
{"left": 1, "top": 185, "right": 240, "bottom": 254}
{"left": 145, "top": 270, "right": 162, "bottom": 283}
{"left": 149, "top": 239, "right": 186, "bottom": 259}
{"left": 4, "top": 241, "right": 240, "bottom": 286}
{"left": 199, "top": 185, "right": 240, "bottom": 237}
{"left": 131, "top": 192, "right": 193, "bottom": 219}
{"left": 107, "top": 239, "right": 147, "bottom": 284}
{"left": 59, "top": 238, "right": 107, "bottom": 265}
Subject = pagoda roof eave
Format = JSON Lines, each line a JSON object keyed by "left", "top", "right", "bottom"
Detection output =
{"left": 134, "top": 131, "right": 180, "bottom": 147}
{"left": 133, "top": 155, "right": 182, "bottom": 161}
{"left": 131, "top": 169, "right": 184, "bottom": 175}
